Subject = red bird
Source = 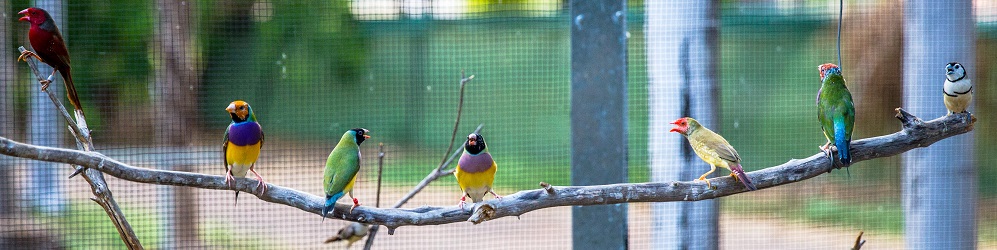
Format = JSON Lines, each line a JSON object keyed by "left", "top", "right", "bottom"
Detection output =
{"left": 18, "top": 7, "right": 83, "bottom": 115}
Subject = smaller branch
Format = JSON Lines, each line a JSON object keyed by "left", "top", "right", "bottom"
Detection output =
{"left": 391, "top": 123, "right": 483, "bottom": 208}
{"left": 366, "top": 71, "right": 476, "bottom": 243}
{"left": 361, "top": 143, "right": 386, "bottom": 250}
{"left": 18, "top": 46, "right": 142, "bottom": 249}
{"left": 435, "top": 70, "right": 475, "bottom": 173}
{"left": 851, "top": 231, "right": 866, "bottom": 250}
{"left": 539, "top": 182, "right": 555, "bottom": 195}
{"left": 375, "top": 143, "right": 385, "bottom": 208}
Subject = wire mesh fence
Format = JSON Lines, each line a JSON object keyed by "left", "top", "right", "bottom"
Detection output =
{"left": 0, "top": 0, "right": 994, "bottom": 249}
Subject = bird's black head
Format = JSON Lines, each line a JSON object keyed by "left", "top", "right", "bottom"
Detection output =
{"left": 463, "top": 133, "right": 486, "bottom": 154}
{"left": 945, "top": 62, "right": 966, "bottom": 82}
{"left": 351, "top": 128, "right": 370, "bottom": 145}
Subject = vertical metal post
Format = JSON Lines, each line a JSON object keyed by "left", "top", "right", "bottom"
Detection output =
{"left": 570, "top": 1, "right": 628, "bottom": 249}
{"left": 28, "top": 0, "right": 67, "bottom": 214}
{"left": 647, "top": 1, "right": 720, "bottom": 249}
{"left": 0, "top": 0, "right": 17, "bottom": 215}
{"left": 902, "top": 1, "right": 976, "bottom": 249}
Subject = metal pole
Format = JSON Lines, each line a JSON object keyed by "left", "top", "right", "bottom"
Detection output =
{"left": 647, "top": 1, "right": 720, "bottom": 249}
{"left": 570, "top": 1, "right": 628, "bottom": 249}
{"left": 28, "top": 0, "right": 67, "bottom": 214}
{"left": 902, "top": 0, "right": 976, "bottom": 249}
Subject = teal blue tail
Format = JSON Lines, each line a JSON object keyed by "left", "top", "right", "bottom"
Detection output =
{"left": 322, "top": 192, "right": 344, "bottom": 222}
{"left": 834, "top": 122, "right": 851, "bottom": 165}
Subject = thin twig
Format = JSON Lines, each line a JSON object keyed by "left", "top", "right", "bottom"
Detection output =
{"left": 436, "top": 70, "right": 475, "bottom": 172}
{"left": 851, "top": 231, "right": 866, "bottom": 250}
{"left": 18, "top": 46, "right": 143, "bottom": 249}
{"left": 361, "top": 143, "right": 386, "bottom": 250}
{"left": 837, "top": 0, "right": 843, "bottom": 69}
{"left": 0, "top": 109, "right": 971, "bottom": 229}
{"left": 365, "top": 72, "right": 476, "bottom": 243}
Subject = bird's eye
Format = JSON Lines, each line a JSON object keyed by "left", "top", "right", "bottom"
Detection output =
{"left": 955, "top": 65, "right": 961, "bottom": 69}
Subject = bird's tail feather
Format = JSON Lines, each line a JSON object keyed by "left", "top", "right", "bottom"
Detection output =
{"left": 234, "top": 191, "right": 240, "bottom": 205}
{"left": 730, "top": 164, "right": 757, "bottom": 191}
{"left": 322, "top": 193, "right": 343, "bottom": 222}
{"left": 834, "top": 123, "right": 851, "bottom": 165}
{"left": 60, "top": 68, "right": 84, "bottom": 117}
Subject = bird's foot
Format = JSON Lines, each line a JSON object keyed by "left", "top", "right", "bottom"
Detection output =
{"left": 350, "top": 198, "right": 361, "bottom": 213}
{"left": 39, "top": 79, "right": 51, "bottom": 91}
{"left": 254, "top": 179, "right": 268, "bottom": 195}
{"left": 729, "top": 172, "right": 740, "bottom": 182}
{"left": 458, "top": 196, "right": 468, "bottom": 209}
{"left": 489, "top": 190, "right": 503, "bottom": 200}
{"left": 224, "top": 170, "right": 237, "bottom": 189}
{"left": 819, "top": 145, "right": 834, "bottom": 164}
{"left": 17, "top": 50, "right": 41, "bottom": 62}
{"left": 250, "top": 169, "right": 268, "bottom": 194}
{"left": 698, "top": 178, "right": 715, "bottom": 190}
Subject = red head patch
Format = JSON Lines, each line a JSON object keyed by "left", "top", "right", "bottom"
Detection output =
{"left": 669, "top": 117, "right": 689, "bottom": 134}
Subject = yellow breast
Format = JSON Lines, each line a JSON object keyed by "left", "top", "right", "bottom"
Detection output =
{"left": 454, "top": 162, "right": 497, "bottom": 202}
{"left": 226, "top": 142, "right": 262, "bottom": 167}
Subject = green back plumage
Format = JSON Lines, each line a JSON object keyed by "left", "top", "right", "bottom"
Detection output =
{"left": 817, "top": 73, "right": 855, "bottom": 142}
{"left": 324, "top": 131, "right": 362, "bottom": 196}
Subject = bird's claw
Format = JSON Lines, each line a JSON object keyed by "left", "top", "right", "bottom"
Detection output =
{"left": 255, "top": 180, "right": 267, "bottom": 195}
{"left": 224, "top": 171, "right": 237, "bottom": 190}
{"left": 18, "top": 50, "right": 41, "bottom": 62}
{"left": 458, "top": 195, "right": 469, "bottom": 209}
{"left": 249, "top": 169, "right": 267, "bottom": 194}
{"left": 698, "top": 178, "right": 715, "bottom": 190}
{"left": 39, "top": 79, "right": 51, "bottom": 91}
{"left": 489, "top": 190, "right": 503, "bottom": 200}
{"left": 350, "top": 198, "right": 360, "bottom": 213}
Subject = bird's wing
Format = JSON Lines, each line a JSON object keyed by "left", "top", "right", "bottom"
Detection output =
{"left": 325, "top": 148, "right": 360, "bottom": 195}
{"left": 222, "top": 124, "right": 231, "bottom": 170}
{"left": 696, "top": 130, "right": 741, "bottom": 163}
{"left": 49, "top": 29, "right": 70, "bottom": 66}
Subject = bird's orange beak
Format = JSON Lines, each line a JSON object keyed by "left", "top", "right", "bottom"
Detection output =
{"left": 18, "top": 9, "right": 29, "bottom": 22}
{"left": 468, "top": 139, "right": 476, "bottom": 146}
{"left": 363, "top": 134, "right": 371, "bottom": 139}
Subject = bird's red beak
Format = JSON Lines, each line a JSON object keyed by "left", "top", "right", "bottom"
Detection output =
{"left": 18, "top": 9, "right": 29, "bottom": 22}
{"left": 668, "top": 119, "right": 683, "bottom": 133}
{"left": 363, "top": 134, "right": 371, "bottom": 139}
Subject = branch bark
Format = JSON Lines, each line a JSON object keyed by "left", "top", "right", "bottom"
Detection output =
{"left": 0, "top": 109, "right": 973, "bottom": 230}
{"left": 17, "top": 46, "right": 143, "bottom": 249}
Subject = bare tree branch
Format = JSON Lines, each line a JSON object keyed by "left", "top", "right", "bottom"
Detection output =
{"left": 17, "top": 46, "right": 143, "bottom": 249}
{"left": 0, "top": 109, "right": 973, "bottom": 231}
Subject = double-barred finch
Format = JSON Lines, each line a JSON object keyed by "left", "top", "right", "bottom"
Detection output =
{"left": 943, "top": 62, "right": 972, "bottom": 115}
{"left": 223, "top": 101, "right": 267, "bottom": 203}
{"left": 455, "top": 133, "right": 501, "bottom": 208}
{"left": 817, "top": 63, "right": 855, "bottom": 166}
{"left": 670, "top": 117, "right": 757, "bottom": 191}
{"left": 18, "top": 7, "right": 84, "bottom": 117}
{"left": 324, "top": 222, "right": 370, "bottom": 249}
{"left": 323, "top": 128, "right": 370, "bottom": 220}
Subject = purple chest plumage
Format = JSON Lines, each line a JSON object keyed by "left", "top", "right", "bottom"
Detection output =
{"left": 228, "top": 122, "right": 262, "bottom": 146}
{"left": 458, "top": 152, "right": 494, "bottom": 173}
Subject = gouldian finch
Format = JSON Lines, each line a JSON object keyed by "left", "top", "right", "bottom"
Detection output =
{"left": 223, "top": 101, "right": 267, "bottom": 203}
{"left": 455, "top": 133, "right": 501, "bottom": 208}
{"left": 324, "top": 222, "right": 370, "bottom": 248}
{"left": 816, "top": 63, "right": 855, "bottom": 165}
{"left": 323, "top": 128, "right": 370, "bottom": 219}
{"left": 669, "top": 117, "right": 756, "bottom": 190}
{"left": 943, "top": 62, "right": 972, "bottom": 114}
{"left": 18, "top": 8, "right": 84, "bottom": 116}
